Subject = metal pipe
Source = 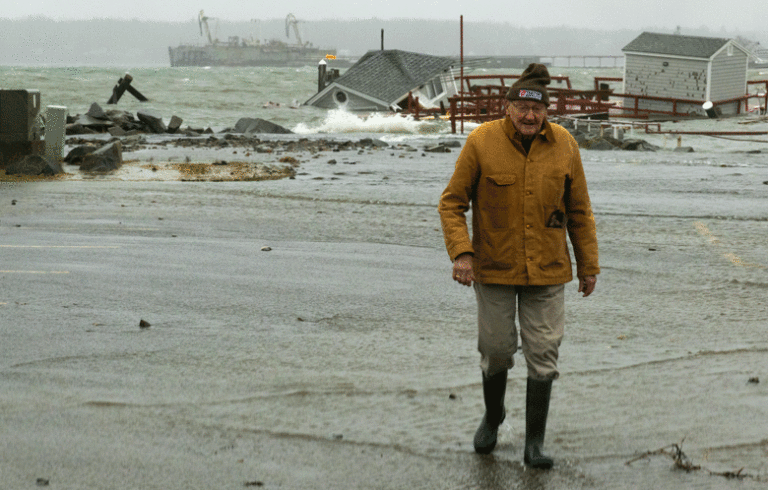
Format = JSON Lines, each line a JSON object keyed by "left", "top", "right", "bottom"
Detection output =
{"left": 460, "top": 15, "right": 464, "bottom": 134}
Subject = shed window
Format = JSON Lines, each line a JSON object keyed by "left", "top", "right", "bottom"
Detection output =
{"left": 727, "top": 44, "right": 734, "bottom": 56}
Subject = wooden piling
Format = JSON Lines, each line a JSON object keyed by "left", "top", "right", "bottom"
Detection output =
{"left": 107, "top": 74, "right": 148, "bottom": 104}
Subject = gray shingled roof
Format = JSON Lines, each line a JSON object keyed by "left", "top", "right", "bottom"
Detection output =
{"left": 332, "top": 49, "right": 455, "bottom": 104}
{"left": 622, "top": 32, "right": 731, "bottom": 59}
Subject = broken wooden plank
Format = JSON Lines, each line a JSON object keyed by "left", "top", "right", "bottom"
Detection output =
{"left": 107, "top": 74, "right": 148, "bottom": 104}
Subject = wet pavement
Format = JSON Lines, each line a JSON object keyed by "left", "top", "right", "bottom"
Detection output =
{"left": 1, "top": 142, "right": 767, "bottom": 489}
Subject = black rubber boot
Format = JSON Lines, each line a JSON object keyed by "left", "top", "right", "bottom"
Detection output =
{"left": 473, "top": 369, "right": 507, "bottom": 454}
{"left": 524, "top": 377, "right": 554, "bottom": 469}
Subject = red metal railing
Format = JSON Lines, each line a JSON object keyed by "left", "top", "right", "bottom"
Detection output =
{"left": 446, "top": 78, "right": 768, "bottom": 132}
{"left": 447, "top": 76, "right": 614, "bottom": 133}
{"left": 460, "top": 74, "right": 573, "bottom": 92}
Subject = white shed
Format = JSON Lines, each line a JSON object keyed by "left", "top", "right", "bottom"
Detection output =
{"left": 622, "top": 32, "right": 750, "bottom": 116}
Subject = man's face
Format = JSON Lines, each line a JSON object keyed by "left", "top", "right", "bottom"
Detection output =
{"left": 506, "top": 100, "right": 547, "bottom": 137}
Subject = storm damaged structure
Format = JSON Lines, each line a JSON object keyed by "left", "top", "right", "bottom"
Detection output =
{"left": 620, "top": 32, "right": 751, "bottom": 117}
{"left": 304, "top": 49, "right": 459, "bottom": 112}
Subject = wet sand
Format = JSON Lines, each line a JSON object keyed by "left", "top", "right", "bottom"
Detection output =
{"left": 1, "top": 135, "right": 767, "bottom": 489}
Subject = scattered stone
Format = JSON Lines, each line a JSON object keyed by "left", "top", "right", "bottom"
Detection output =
{"left": 424, "top": 145, "right": 451, "bottom": 153}
{"left": 5, "top": 155, "right": 63, "bottom": 176}
{"left": 139, "top": 319, "right": 151, "bottom": 329}
{"left": 327, "top": 159, "right": 337, "bottom": 164}
{"left": 449, "top": 393, "right": 458, "bottom": 400}
{"left": 80, "top": 141, "right": 123, "bottom": 172}
{"left": 748, "top": 377, "right": 759, "bottom": 384}
{"left": 438, "top": 139, "right": 462, "bottom": 148}
{"left": 674, "top": 146, "right": 695, "bottom": 153}
{"left": 244, "top": 481, "right": 264, "bottom": 487}
{"left": 279, "top": 156, "right": 298, "bottom": 164}
{"left": 11, "top": 200, "right": 17, "bottom": 205}
{"left": 261, "top": 246, "right": 272, "bottom": 252}
{"left": 36, "top": 478, "right": 49, "bottom": 486}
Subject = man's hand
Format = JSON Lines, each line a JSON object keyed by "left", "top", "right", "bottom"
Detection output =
{"left": 452, "top": 253, "right": 475, "bottom": 287}
{"left": 578, "top": 275, "right": 597, "bottom": 297}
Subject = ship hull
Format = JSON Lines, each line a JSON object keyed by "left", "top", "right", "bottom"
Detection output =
{"left": 168, "top": 45, "right": 337, "bottom": 67}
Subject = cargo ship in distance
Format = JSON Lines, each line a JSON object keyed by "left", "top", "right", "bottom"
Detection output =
{"left": 168, "top": 11, "right": 337, "bottom": 67}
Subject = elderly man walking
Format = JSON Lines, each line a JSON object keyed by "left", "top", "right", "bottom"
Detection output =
{"left": 438, "top": 63, "right": 599, "bottom": 469}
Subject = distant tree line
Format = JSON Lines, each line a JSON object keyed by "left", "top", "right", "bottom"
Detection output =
{"left": 0, "top": 16, "right": 763, "bottom": 66}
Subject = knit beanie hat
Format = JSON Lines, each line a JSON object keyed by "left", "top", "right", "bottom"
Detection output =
{"left": 506, "top": 63, "right": 551, "bottom": 105}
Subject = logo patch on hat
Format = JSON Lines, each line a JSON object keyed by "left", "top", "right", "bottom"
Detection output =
{"left": 519, "top": 89, "right": 542, "bottom": 100}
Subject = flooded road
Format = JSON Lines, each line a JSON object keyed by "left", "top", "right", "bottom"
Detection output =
{"left": 1, "top": 137, "right": 767, "bottom": 488}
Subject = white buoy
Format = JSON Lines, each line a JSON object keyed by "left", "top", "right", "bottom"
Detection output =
{"left": 702, "top": 101, "right": 719, "bottom": 119}
{"left": 45, "top": 105, "right": 67, "bottom": 160}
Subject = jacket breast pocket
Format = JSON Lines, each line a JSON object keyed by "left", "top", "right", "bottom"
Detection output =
{"left": 484, "top": 174, "right": 516, "bottom": 229}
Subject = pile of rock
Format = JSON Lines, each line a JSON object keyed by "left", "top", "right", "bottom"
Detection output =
{"left": 65, "top": 106, "right": 301, "bottom": 139}
{"left": 66, "top": 103, "right": 201, "bottom": 137}
{"left": 557, "top": 118, "right": 661, "bottom": 152}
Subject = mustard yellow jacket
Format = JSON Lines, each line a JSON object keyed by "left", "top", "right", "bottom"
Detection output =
{"left": 438, "top": 117, "right": 600, "bottom": 285}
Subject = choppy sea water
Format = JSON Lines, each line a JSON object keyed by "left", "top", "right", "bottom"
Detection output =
{"left": 1, "top": 65, "right": 768, "bottom": 489}
{"left": 2, "top": 65, "right": 766, "bottom": 136}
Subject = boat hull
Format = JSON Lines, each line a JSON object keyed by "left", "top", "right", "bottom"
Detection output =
{"left": 168, "top": 44, "right": 337, "bottom": 67}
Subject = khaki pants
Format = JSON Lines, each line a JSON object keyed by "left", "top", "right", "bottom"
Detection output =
{"left": 474, "top": 283, "right": 565, "bottom": 380}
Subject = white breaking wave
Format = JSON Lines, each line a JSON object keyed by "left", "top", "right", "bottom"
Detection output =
{"left": 293, "top": 109, "right": 473, "bottom": 135}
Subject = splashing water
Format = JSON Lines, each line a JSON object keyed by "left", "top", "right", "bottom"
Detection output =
{"left": 292, "top": 109, "right": 467, "bottom": 135}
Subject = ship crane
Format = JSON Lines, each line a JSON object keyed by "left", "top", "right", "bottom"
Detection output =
{"left": 285, "top": 13, "right": 305, "bottom": 46}
{"left": 198, "top": 10, "right": 217, "bottom": 45}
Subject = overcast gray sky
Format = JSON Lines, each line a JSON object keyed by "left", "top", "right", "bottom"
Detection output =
{"left": 5, "top": 0, "right": 768, "bottom": 31}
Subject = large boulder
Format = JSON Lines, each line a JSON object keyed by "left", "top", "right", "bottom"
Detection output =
{"left": 137, "top": 110, "right": 167, "bottom": 133}
{"left": 86, "top": 102, "right": 109, "bottom": 120}
{"left": 80, "top": 141, "right": 122, "bottom": 172}
{"left": 583, "top": 137, "right": 619, "bottom": 151}
{"left": 65, "top": 123, "right": 99, "bottom": 136}
{"left": 5, "top": 154, "right": 64, "bottom": 176}
{"left": 621, "top": 139, "right": 659, "bottom": 152}
{"left": 106, "top": 109, "right": 137, "bottom": 128}
{"left": 64, "top": 143, "right": 99, "bottom": 164}
{"left": 234, "top": 117, "right": 293, "bottom": 134}
{"left": 167, "top": 115, "right": 183, "bottom": 134}
{"left": 67, "top": 113, "right": 113, "bottom": 134}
